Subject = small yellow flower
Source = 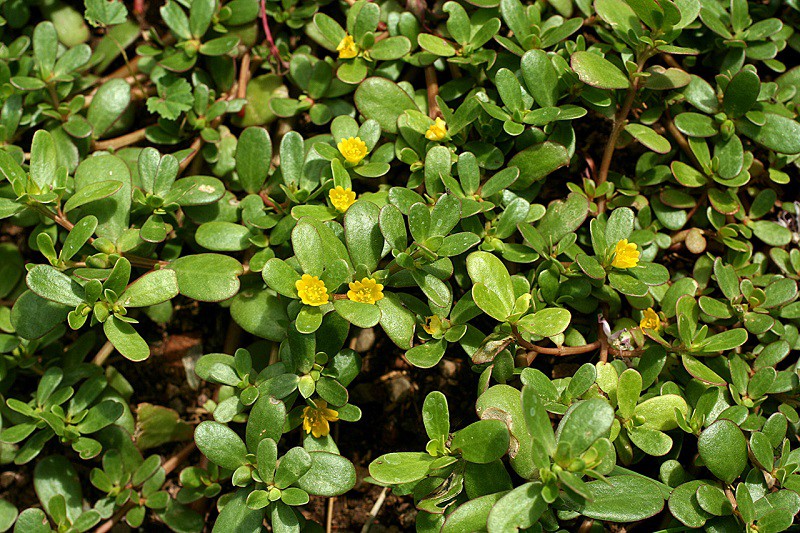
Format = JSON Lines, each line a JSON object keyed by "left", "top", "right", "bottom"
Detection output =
{"left": 347, "top": 277, "right": 384, "bottom": 304}
{"left": 295, "top": 274, "right": 329, "bottom": 306}
{"left": 336, "top": 34, "right": 359, "bottom": 59}
{"left": 425, "top": 117, "right": 448, "bottom": 141}
{"left": 611, "top": 239, "right": 640, "bottom": 269}
{"left": 422, "top": 315, "right": 442, "bottom": 335}
{"left": 302, "top": 399, "right": 339, "bottom": 438}
{"left": 337, "top": 137, "right": 368, "bottom": 165}
{"left": 640, "top": 308, "right": 661, "bottom": 330}
{"left": 329, "top": 186, "right": 356, "bottom": 212}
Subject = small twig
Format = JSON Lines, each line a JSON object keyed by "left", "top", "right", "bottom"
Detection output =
{"left": 260, "top": 0, "right": 287, "bottom": 69}
{"left": 425, "top": 66, "right": 441, "bottom": 119}
{"left": 661, "top": 111, "right": 702, "bottom": 169}
{"left": 512, "top": 325, "right": 601, "bottom": 363}
{"left": 361, "top": 487, "right": 389, "bottom": 533}
{"left": 326, "top": 497, "right": 335, "bottom": 533}
{"left": 178, "top": 137, "right": 204, "bottom": 174}
{"left": 93, "top": 127, "right": 148, "bottom": 151}
{"left": 92, "top": 341, "right": 115, "bottom": 366}
{"left": 596, "top": 55, "right": 649, "bottom": 213}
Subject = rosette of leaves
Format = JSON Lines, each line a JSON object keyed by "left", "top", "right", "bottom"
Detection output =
{"left": 14, "top": 456, "right": 102, "bottom": 532}
{"left": 313, "top": 116, "right": 391, "bottom": 178}
{"left": 312, "top": 0, "right": 412, "bottom": 84}
{"left": 368, "top": 392, "right": 512, "bottom": 517}
{"left": 90, "top": 451, "right": 170, "bottom": 527}
{"left": 131, "top": 147, "right": 226, "bottom": 243}
{"left": 269, "top": 51, "right": 356, "bottom": 125}
{"left": 695, "top": 0, "right": 790, "bottom": 72}
{"left": 194, "top": 403, "right": 356, "bottom": 532}
{"left": 496, "top": 0, "right": 583, "bottom": 54}
{"left": 141, "top": 0, "right": 242, "bottom": 74}
{"left": 145, "top": 74, "right": 246, "bottom": 144}
{"left": 595, "top": 363, "right": 689, "bottom": 460}
{"left": 0, "top": 368, "right": 126, "bottom": 463}
{"left": 9, "top": 21, "right": 92, "bottom": 126}
{"left": 478, "top": 54, "right": 587, "bottom": 138}
{"left": 413, "top": 2, "right": 500, "bottom": 67}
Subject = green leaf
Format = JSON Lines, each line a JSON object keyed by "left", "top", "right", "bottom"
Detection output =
{"left": 571, "top": 51, "right": 630, "bottom": 89}
{"left": 195, "top": 421, "right": 247, "bottom": 470}
{"left": 344, "top": 200, "right": 384, "bottom": 272}
{"left": 212, "top": 489, "right": 264, "bottom": 533}
{"left": 698, "top": 420, "right": 747, "bottom": 483}
{"left": 235, "top": 127, "right": 271, "bottom": 193}
{"left": 354, "top": 77, "right": 418, "bottom": 134}
{"left": 120, "top": 269, "right": 179, "bottom": 308}
{"left": 10, "top": 291, "right": 70, "bottom": 340}
{"left": 696, "top": 328, "right": 748, "bottom": 353}
{"left": 467, "top": 251, "right": 515, "bottom": 321}
{"left": 516, "top": 308, "right": 571, "bottom": 338}
{"left": 196, "top": 222, "right": 252, "bottom": 252}
{"left": 487, "top": 482, "right": 547, "bottom": 532}
{"left": 369, "top": 452, "right": 437, "bottom": 484}
{"left": 736, "top": 113, "right": 800, "bottom": 154}
{"left": 26, "top": 265, "right": 85, "bottom": 306}
{"left": 170, "top": 254, "right": 244, "bottom": 302}
{"left": 63, "top": 180, "right": 123, "bottom": 213}
{"left": 556, "top": 399, "right": 614, "bottom": 456}
{"left": 418, "top": 33, "right": 456, "bottom": 57}
{"left": 422, "top": 391, "right": 449, "bottom": 442}
{"left": 405, "top": 339, "right": 446, "bottom": 369}
{"left": 74, "top": 154, "right": 131, "bottom": 243}
{"left": 634, "top": 394, "right": 689, "bottom": 431}
{"left": 34, "top": 456, "right": 82, "bottom": 523}
{"left": 230, "top": 288, "right": 288, "bottom": 341}
{"left": 333, "top": 300, "right": 381, "bottom": 328}
{"left": 696, "top": 484, "right": 733, "bottom": 516}
{"left": 87, "top": 79, "right": 131, "bottom": 139}
{"left": 451, "top": 420, "right": 510, "bottom": 464}
{"left": 0, "top": 499, "right": 17, "bottom": 533}
{"left": 104, "top": 316, "right": 150, "bottom": 361}
{"left": 536, "top": 192, "right": 589, "bottom": 244}
{"left": 668, "top": 480, "right": 712, "bottom": 527}
{"left": 625, "top": 123, "right": 671, "bottom": 154}
{"left": 85, "top": 0, "right": 128, "bottom": 27}
{"left": 295, "top": 452, "right": 356, "bottom": 496}
{"left": 30, "top": 130, "right": 58, "bottom": 190}
{"left": 723, "top": 69, "right": 759, "bottom": 118}
{"left": 508, "top": 142, "right": 570, "bottom": 189}
{"left": 568, "top": 475, "right": 665, "bottom": 521}
{"left": 147, "top": 76, "right": 194, "bottom": 120}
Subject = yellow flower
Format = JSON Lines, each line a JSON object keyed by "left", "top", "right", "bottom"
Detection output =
{"left": 336, "top": 34, "right": 359, "bottom": 59}
{"left": 337, "top": 137, "right": 368, "bottom": 165}
{"left": 302, "top": 399, "right": 339, "bottom": 438}
{"left": 640, "top": 308, "right": 661, "bottom": 330}
{"left": 425, "top": 117, "right": 448, "bottom": 141}
{"left": 347, "top": 277, "right": 384, "bottom": 304}
{"left": 329, "top": 186, "right": 356, "bottom": 212}
{"left": 611, "top": 239, "right": 640, "bottom": 269}
{"left": 295, "top": 274, "right": 329, "bottom": 306}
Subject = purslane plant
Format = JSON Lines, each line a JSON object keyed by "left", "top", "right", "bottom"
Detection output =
{"left": 0, "top": 0, "right": 800, "bottom": 531}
